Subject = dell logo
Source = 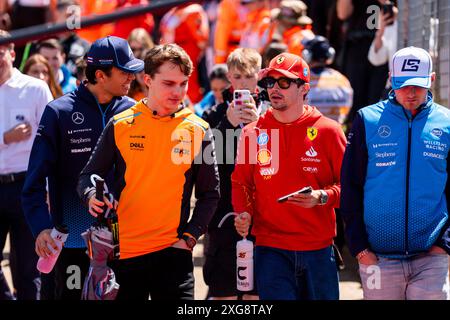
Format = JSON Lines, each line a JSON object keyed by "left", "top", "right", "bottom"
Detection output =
{"left": 130, "top": 143, "right": 144, "bottom": 149}
{"left": 401, "top": 59, "right": 420, "bottom": 72}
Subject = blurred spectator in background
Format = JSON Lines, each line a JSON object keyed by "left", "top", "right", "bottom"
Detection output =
{"left": 37, "top": 39, "right": 77, "bottom": 94}
{"left": 127, "top": 27, "right": 154, "bottom": 58}
{"left": 54, "top": 0, "right": 91, "bottom": 76}
{"left": 194, "top": 64, "right": 230, "bottom": 117}
{"left": 214, "top": 0, "right": 244, "bottom": 64}
{"left": 127, "top": 28, "right": 154, "bottom": 102}
{"left": 368, "top": 0, "right": 398, "bottom": 99}
{"left": 239, "top": 0, "right": 271, "bottom": 53}
{"left": 309, "top": 0, "right": 334, "bottom": 37}
{"left": 262, "top": 41, "right": 287, "bottom": 68}
{"left": 113, "top": 0, "right": 154, "bottom": 39}
{"left": 303, "top": 35, "right": 353, "bottom": 125}
{"left": 10, "top": 0, "right": 57, "bottom": 68}
{"left": 127, "top": 66, "right": 147, "bottom": 101}
{"left": 11, "top": 0, "right": 56, "bottom": 30}
{"left": 0, "top": 0, "right": 11, "bottom": 31}
{"left": 203, "top": 0, "right": 220, "bottom": 79}
{"left": 267, "top": 0, "right": 314, "bottom": 56}
{"left": 337, "top": 0, "right": 389, "bottom": 130}
{"left": 160, "top": 2, "right": 209, "bottom": 103}
{"left": 0, "top": 29, "right": 53, "bottom": 300}
{"left": 74, "top": 56, "right": 86, "bottom": 86}
{"left": 77, "top": 0, "right": 116, "bottom": 43}
{"left": 23, "top": 53, "right": 63, "bottom": 99}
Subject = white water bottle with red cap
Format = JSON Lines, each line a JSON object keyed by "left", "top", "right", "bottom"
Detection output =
{"left": 36, "top": 225, "right": 69, "bottom": 274}
{"left": 236, "top": 237, "right": 254, "bottom": 291}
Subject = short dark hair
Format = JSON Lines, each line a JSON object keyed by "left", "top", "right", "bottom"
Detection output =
{"left": 37, "top": 38, "right": 64, "bottom": 53}
{"left": 209, "top": 64, "right": 229, "bottom": 83}
{"left": 144, "top": 44, "right": 192, "bottom": 78}
{"left": 85, "top": 64, "right": 113, "bottom": 84}
{"left": 262, "top": 42, "right": 287, "bottom": 68}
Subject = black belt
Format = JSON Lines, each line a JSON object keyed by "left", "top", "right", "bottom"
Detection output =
{"left": 0, "top": 172, "right": 27, "bottom": 184}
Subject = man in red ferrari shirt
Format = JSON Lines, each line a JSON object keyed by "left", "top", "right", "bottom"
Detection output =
{"left": 232, "top": 52, "right": 346, "bottom": 300}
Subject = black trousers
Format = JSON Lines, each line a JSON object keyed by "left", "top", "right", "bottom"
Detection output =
{"left": 0, "top": 179, "right": 39, "bottom": 300}
{"left": 111, "top": 247, "right": 194, "bottom": 300}
{"left": 53, "top": 247, "right": 89, "bottom": 300}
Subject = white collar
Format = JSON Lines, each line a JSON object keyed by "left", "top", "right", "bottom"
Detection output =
{"left": 3, "top": 68, "right": 26, "bottom": 88}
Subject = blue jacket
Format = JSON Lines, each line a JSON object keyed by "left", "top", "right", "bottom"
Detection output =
{"left": 341, "top": 91, "right": 450, "bottom": 258}
{"left": 22, "top": 82, "right": 135, "bottom": 248}
{"left": 60, "top": 65, "right": 78, "bottom": 94}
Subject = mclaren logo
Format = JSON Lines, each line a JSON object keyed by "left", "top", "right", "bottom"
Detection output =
{"left": 71, "top": 112, "right": 84, "bottom": 125}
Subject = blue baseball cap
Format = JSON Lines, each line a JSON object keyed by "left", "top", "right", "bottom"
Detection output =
{"left": 86, "top": 36, "right": 144, "bottom": 73}
{"left": 391, "top": 46, "right": 433, "bottom": 90}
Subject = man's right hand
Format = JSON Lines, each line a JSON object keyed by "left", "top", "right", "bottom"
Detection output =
{"left": 35, "top": 229, "right": 58, "bottom": 259}
{"left": 234, "top": 212, "right": 251, "bottom": 237}
{"left": 88, "top": 195, "right": 116, "bottom": 218}
{"left": 3, "top": 122, "right": 32, "bottom": 144}
{"left": 226, "top": 101, "right": 243, "bottom": 127}
{"left": 357, "top": 250, "right": 378, "bottom": 265}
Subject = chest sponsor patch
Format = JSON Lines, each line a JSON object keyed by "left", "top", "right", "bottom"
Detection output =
{"left": 257, "top": 149, "right": 272, "bottom": 166}
{"left": 307, "top": 127, "right": 318, "bottom": 141}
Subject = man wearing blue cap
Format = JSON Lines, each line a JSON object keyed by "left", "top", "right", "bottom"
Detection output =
{"left": 341, "top": 46, "right": 450, "bottom": 300}
{"left": 22, "top": 36, "right": 143, "bottom": 300}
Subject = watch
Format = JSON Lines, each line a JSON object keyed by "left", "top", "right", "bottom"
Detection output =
{"left": 182, "top": 234, "right": 197, "bottom": 250}
{"left": 319, "top": 190, "right": 328, "bottom": 205}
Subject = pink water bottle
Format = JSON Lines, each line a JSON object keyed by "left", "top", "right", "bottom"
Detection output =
{"left": 36, "top": 225, "right": 69, "bottom": 274}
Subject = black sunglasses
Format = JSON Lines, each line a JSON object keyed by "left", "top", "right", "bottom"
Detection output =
{"left": 258, "top": 77, "right": 305, "bottom": 89}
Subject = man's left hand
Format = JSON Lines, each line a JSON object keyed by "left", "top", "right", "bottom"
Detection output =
{"left": 286, "top": 189, "right": 321, "bottom": 208}
{"left": 428, "top": 246, "right": 447, "bottom": 255}
{"left": 172, "top": 239, "right": 192, "bottom": 251}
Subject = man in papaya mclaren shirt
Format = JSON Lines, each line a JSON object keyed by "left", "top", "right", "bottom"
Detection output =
{"left": 78, "top": 44, "right": 220, "bottom": 300}
{"left": 233, "top": 53, "right": 346, "bottom": 300}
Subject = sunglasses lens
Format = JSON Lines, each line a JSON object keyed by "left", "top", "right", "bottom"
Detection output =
{"left": 260, "top": 77, "right": 299, "bottom": 89}
{"left": 278, "top": 78, "right": 291, "bottom": 89}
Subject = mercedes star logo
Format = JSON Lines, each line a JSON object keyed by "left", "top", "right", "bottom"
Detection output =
{"left": 72, "top": 112, "right": 85, "bottom": 125}
{"left": 378, "top": 125, "right": 391, "bottom": 138}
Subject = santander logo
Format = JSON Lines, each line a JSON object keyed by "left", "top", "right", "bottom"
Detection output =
{"left": 305, "top": 146, "right": 317, "bottom": 157}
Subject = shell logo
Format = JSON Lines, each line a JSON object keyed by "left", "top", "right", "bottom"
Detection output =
{"left": 257, "top": 149, "right": 272, "bottom": 165}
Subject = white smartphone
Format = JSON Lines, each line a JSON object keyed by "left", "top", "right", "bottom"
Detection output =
{"left": 233, "top": 89, "right": 252, "bottom": 107}
{"left": 277, "top": 186, "right": 313, "bottom": 203}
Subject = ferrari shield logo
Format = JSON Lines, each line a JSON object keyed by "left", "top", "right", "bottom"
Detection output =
{"left": 307, "top": 127, "right": 318, "bottom": 141}
{"left": 276, "top": 56, "right": 285, "bottom": 64}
